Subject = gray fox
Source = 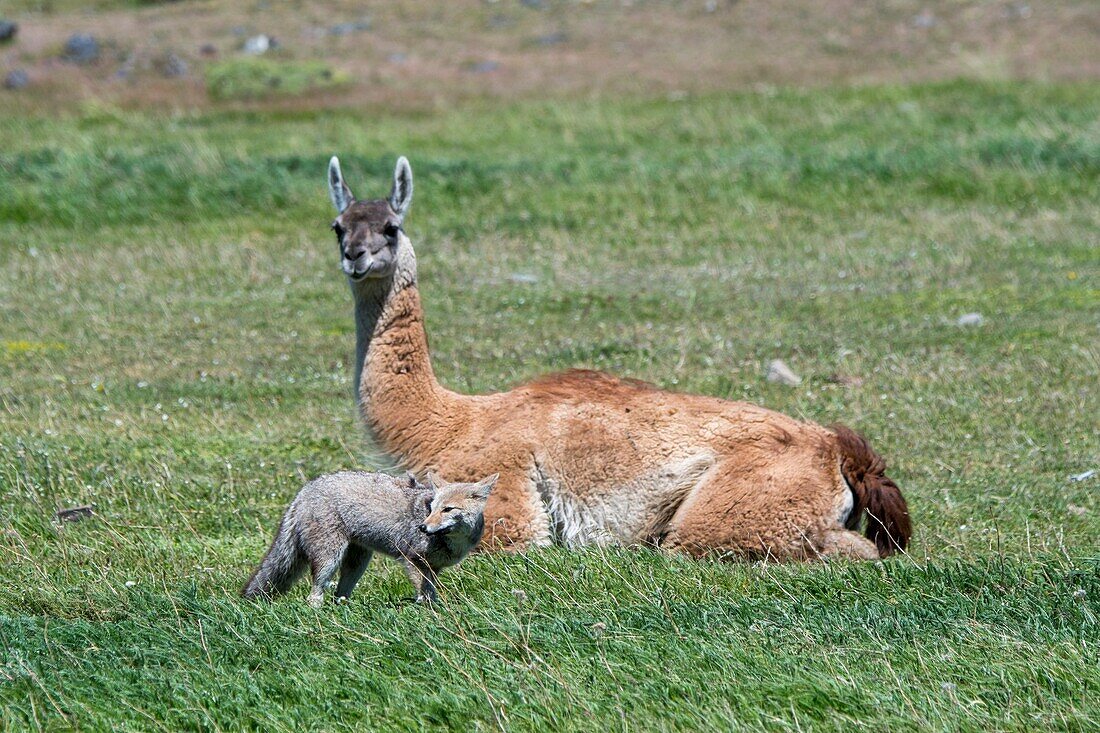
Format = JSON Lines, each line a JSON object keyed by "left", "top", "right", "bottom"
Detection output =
{"left": 242, "top": 471, "right": 497, "bottom": 605}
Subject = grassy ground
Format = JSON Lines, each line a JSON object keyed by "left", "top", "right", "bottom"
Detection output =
{"left": 1, "top": 81, "right": 1098, "bottom": 730}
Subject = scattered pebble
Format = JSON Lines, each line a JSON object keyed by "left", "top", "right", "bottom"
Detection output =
{"left": 509, "top": 272, "right": 539, "bottom": 284}
{"left": 956, "top": 312, "right": 983, "bottom": 327}
{"left": 330, "top": 20, "right": 371, "bottom": 36}
{"left": 912, "top": 10, "right": 937, "bottom": 29}
{"left": 156, "top": 51, "right": 189, "bottom": 78}
{"left": 125, "top": 580, "right": 137, "bottom": 588}
{"left": 3, "top": 69, "right": 29, "bottom": 90}
{"left": 532, "top": 32, "right": 567, "bottom": 46}
{"left": 766, "top": 359, "right": 802, "bottom": 386}
{"left": 54, "top": 505, "right": 94, "bottom": 523}
{"left": 63, "top": 33, "right": 100, "bottom": 65}
{"left": 200, "top": 43, "right": 218, "bottom": 57}
{"left": 469, "top": 60, "right": 500, "bottom": 74}
{"left": 243, "top": 34, "right": 274, "bottom": 55}
{"left": 0, "top": 20, "right": 17, "bottom": 43}
{"left": 1069, "top": 469, "right": 1096, "bottom": 482}
{"left": 826, "top": 373, "right": 864, "bottom": 388}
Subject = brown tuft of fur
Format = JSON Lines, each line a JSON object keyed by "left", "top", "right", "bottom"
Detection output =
{"left": 832, "top": 424, "right": 911, "bottom": 556}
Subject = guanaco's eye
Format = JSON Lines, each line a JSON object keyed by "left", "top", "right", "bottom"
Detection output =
{"left": 383, "top": 223, "right": 400, "bottom": 238}
{"left": 331, "top": 222, "right": 344, "bottom": 238}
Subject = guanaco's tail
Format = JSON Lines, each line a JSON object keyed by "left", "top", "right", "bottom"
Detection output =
{"left": 833, "top": 424, "right": 912, "bottom": 557}
{"left": 242, "top": 514, "right": 306, "bottom": 599}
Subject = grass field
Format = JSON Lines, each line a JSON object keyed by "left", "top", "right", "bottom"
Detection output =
{"left": 1, "top": 80, "right": 1098, "bottom": 730}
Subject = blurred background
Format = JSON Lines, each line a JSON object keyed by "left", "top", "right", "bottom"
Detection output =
{"left": 2, "top": 1, "right": 1097, "bottom": 110}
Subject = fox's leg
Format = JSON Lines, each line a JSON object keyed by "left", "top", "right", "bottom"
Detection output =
{"left": 403, "top": 559, "right": 439, "bottom": 605}
{"left": 307, "top": 543, "right": 348, "bottom": 608}
{"left": 335, "top": 545, "right": 373, "bottom": 600}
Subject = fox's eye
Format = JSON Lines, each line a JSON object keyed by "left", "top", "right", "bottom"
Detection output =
{"left": 442, "top": 507, "right": 456, "bottom": 513}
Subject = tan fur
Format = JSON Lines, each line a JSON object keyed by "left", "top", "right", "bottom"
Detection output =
{"left": 331, "top": 157, "right": 912, "bottom": 560}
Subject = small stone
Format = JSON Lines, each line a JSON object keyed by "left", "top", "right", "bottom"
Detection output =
{"left": 3, "top": 69, "right": 29, "bottom": 90}
{"left": 766, "top": 359, "right": 802, "bottom": 386}
{"left": 956, "top": 312, "right": 983, "bottom": 327}
{"left": 469, "top": 60, "right": 500, "bottom": 73}
{"left": 54, "top": 505, "right": 94, "bottom": 522}
{"left": 330, "top": 20, "right": 371, "bottom": 36}
{"left": 1069, "top": 469, "right": 1096, "bottom": 483}
{"left": 912, "top": 10, "right": 936, "bottom": 29}
{"left": 156, "top": 52, "right": 189, "bottom": 78}
{"left": 509, "top": 273, "right": 539, "bottom": 284}
{"left": 199, "top": 43, "right": 218, "bottom": 57}
{"left": 387, "top": 52, "right": 407, "bottom": 64}
{"left": 0, "top": 20, "right": 18, "bottom": 43}
{"left": 242, "top": 34, "right": 272, "bottom": 55}
{"left": 125, "top": 580, "right": 137, "bottom": 588}
{"left": 63, "top": 34, "right": 100, "bottom": 65}
{"left": 532, "top": 31, "right": 567, "bottom": 46}
{"left": 520, "top": 0, "right": 546, "bottom": 8}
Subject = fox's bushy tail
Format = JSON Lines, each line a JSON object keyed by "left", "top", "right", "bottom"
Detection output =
{"left": 242, "top": 514, "right": 306, "bottom": 599}
{"left": 833, "top": 424, "right": 912, "bottom": 557}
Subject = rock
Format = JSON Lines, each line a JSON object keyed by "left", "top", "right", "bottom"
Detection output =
{"left": 469, "top": 60, "right": 500, "bottom": 73}
{"left": 1069, "top": 469, "right": 1096, "bottom": 483}
{"left": 242, "top": 34, "right": 273, "bottom": 55}
{"left": 912, "top": 10, "right": 936, "bottom": 29}
{"left": 532, "top": 31, "right": 567, "bottom": 46}
{"left": 55, "top": 505, "right": 95, "bottom": 522}
{"left": 956, "top": 312, "right": 983, "bottom": 327}
{"left": 509, "top": 273, "right": 539, "bottom": 284}
{"left": 199, "top": 43, "right": 218, "bottom": 57}
{"left": 520, "top": 0, "right": 546, "bottom": 8}
{"left": 63, "top": 34, "right": 100, "bottom": 65}
{"left": 766, "top": 359, "right": 802, "bottom": 386}
{"left": 330, "top": 20, "right": 371, "bottom": 36}
{"left": 825, "top": 373, "right": 864, "bottom": 388}
{"left": 0, "top": 20, "right": 17, "bottom": 44}
{"left": 3, "top": 69, "right": 29, "bottom": 90}
{"left": 156, "top": 51, "right": 189, "bottom": 78}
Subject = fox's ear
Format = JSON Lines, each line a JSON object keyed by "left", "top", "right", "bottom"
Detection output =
{"left": 328, "top": 156, "right": 354, "bottom": 214}
{"left": 470, "top": 473, "right": 498, "bottom": 500}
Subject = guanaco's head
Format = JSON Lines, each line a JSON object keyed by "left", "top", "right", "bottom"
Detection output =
{"left": 419, "top": 473, "right": 498, "bottom": 537}
{"left": 326, "top": 156, "right": 413, "bottom": 282}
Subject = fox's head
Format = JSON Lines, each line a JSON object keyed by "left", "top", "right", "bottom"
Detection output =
{"left": 419, "top": 473, "right": 498, "bottom": 537}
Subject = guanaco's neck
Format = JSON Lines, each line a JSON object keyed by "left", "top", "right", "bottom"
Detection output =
{"left": 350, "top": 245, "right": 464, "bottom": 465}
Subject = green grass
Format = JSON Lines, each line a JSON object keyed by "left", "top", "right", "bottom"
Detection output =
{"left": 1, "top": 81, "right": 1098, "bottom": 730}
{"left": 205, "top": 59, "right": 350, "bottom": 101}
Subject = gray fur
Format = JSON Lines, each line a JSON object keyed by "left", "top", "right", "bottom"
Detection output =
{"left": 242, "top": 471, "right": 494, "bottom": 605}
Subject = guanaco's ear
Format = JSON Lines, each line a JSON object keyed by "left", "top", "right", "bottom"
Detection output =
{"left": 328, "top": 156, "right": 354, "bottom": 214}
{"left": 389, "top": 156, "right": 413, "bottom": 221}
{"left": 425, "top": 471, "right": 443, "bottom": 491}
{"left": 469, "top": 473, "right": 498, "bottom": 501}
